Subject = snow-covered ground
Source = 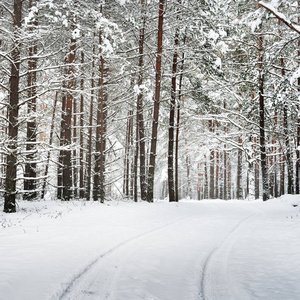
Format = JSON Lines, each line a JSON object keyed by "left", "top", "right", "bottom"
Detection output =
{"left": 1, "top": 195, "right": 300, "bottom": 300}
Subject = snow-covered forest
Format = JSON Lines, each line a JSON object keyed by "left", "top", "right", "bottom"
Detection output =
{"left": 1, "top": 0, "right": 300, "bottom": 210}
{"left": 1, "top": 1, "right": 300, "bottom": 299}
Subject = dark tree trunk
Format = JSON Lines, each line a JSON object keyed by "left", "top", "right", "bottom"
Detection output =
{"left": 24, "top": 0, "right": 38, "bottom": 201}
{"left": 79, "top": 51, "right": 85, "bottom": 199}
{"left": 147, "top": 0, "right": 165, "bottom": 202}
{"left": 133, "top": 111, "right": 139, "bottom": 202}
{"left": 280, "top": 57, "right": 294, "bottom": 194}
{"left": 223, "top": 147, "right": 227, "bottom": 200}
{"left": 93, "top": 45, "right": 107, "bottom": 203}
{"left": 85, "top": 46, "right": 95, "bottom": 201}
{"left": 57, "top": 90, "right": 66, "bottom": 200}
{"left": 296, "top": 5, "right": 300, "bottom": 194}
{"left": 209, "top": 120, "right": 215, "bottom": 199}
{"left": 175, "top": 47, "right": 185, "bottom": 202}
{"left": 283, "top": 102, "right": 294, "bottom": 194}
{"left": 254, "top": 136, "right": 260, "bottom": 200}
{"left": 204, "top": 155, "right": 209, "bottom": 199}
{"left": 42, "top": 92, "right": 58, "bottom": 199}
{"left": 237, "top": 139, "right": 243, "bottom": 200}
{"left": 62, "top": 31, "right": 76, "bottom": 201}
{"left": 124, "top": 111, "right": 133, "bottom": 197}
{"left": 258, "top": 25, "right": 269, "bottom": 201}
{"left": 4, "top": 0, "right": 22, "bottom": 213}
{"left": 209, "top": 149, "right": 215, "bottom": 199}
{"left": 168, "top": 20, "right": 179, "bottom": 202}
{"left": 72, "top": 77, "right": 78, "bottom": 198}
{"left": 137, "top": 0, "right": 147, "bottom": 201}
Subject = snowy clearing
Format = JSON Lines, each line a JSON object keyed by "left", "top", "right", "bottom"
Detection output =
{"left": 1, "top": 196, "right": 300, "bottom": 300}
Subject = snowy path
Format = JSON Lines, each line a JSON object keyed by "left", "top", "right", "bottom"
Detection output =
{"left": 1, "top": 197, "right": 300, "bottom": 300}
{"left": 54, "top": 203, "right": 258, "bottom": 300}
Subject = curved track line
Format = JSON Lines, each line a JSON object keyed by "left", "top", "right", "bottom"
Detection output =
{"left": 56, "top": 214, "right": 199, "bottom": 300}
{"left": 199, "top": 212, "right": 256, "bottom": 300}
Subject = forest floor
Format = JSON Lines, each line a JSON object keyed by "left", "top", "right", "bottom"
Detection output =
{"left": 0, "top": 195, "right": 300, "bottom": 300}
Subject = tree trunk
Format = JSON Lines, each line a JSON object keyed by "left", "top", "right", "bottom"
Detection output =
{"left": 147, "top": 0, "right": 165, "bottom": 202}
{"left": 24, "top": 0, "right": 38, "bottom": 201}
{"left": 223, "top": 147, "right": 227, "bottom": 200}
{"left": 257, "top": 21, "right": 269, "bottom": 201}
{"left": 280, "top": 56, "right": 294, "bottom": 194}
{"left": 62, "top": 29, "right": 76, "bottom": 201}
{"left": 168, "top": 19, "right": 179, "bottom": 202}
{"left": 296, "top": 4, "right": 300, "bottom": 194}
{"left": 136, "top": 0, "right": 147, "bottom": 201}
{"left": 85, "top": 45, "right": 95, "bottom": 201}
{"left": 57, "top": 89, "right": 66, "bottom": 200}
{"left": 175, "top": 46, "right": 185, "bottom": 202}
{"left": 4, "top": 0, "right": 22, "bottom": 213}
{"left": 93, "top": 25, "right": 108, "bottom": 203}
{"left": 254, "top": 136, "right": 260, "bottom": 199}
{"left": 41, "top": 92, "right": 58, "bottom": 199}
{"left": 79, "top": 51, "right": 85, "bottom": 199}
{"left": 237, "top": 138, "right": 243, "bottom": 200}
{"left": 209, "top": 120, "right": 215, "bottom": 199}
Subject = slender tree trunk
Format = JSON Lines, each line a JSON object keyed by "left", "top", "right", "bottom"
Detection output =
{"left": 134, "top": 110, "right": 139, "bottom": 202}
{"left": 4, "top": 0, "right": 22, "bottom": 213}
{"left": 237, "top": 138, "right": 243, "bottom": 199}
{"left": 215, "top": 149, "right": 219, "bottom": 199}
{"left": 57, "top": 89, "right": 66, "bottom": 200}
{"left": 223, "top": 147, "right": 227, "bottom": 200}
{"left": 209, "top": 120, "right": 215, "bottom": 199}
{"left": 124, "top": 112, "right": 130, "bottom": 197}
{"left": 24, "top": 0, "right": 38, "bottom": 201}
{"left": 204, "top": 155, "right": 209, "bottom": 199}
{"left": 257, "top": 21, "right": 269, "bottom": 201}
{"left": 62, "top": 30, "right": 76, "bottom": 201}
{"left": 175, "top": 47, "right": 185, "bottom": 202}
{"left": 85, "top": 46, "right": 95, "bottom": 201}
{"left": 279, "top": 56, "right": 294, "bottom": 194}
{"left": 147, "top": 0, "right": 165, "bottom": 202}
{"left": 283, "top": 102, "right": 294, "bottom": 194}
{"left": 79, "top": 51, "right": 85, "bottom": 199}
{"left": 93, "top": 29, "right": 108, "bottom": 203}
{"left": 72, "top": 79, "right": 78, "bottom": 198}
{"left": 93, "top": 25, "right": 107, "bottom": 202}
{"left": 136, "top": 0, "right": 147, "bottom": 201}
{"left": 168, "top": 19, "right": 179, "bottom": 202}
{"left": 41, "top": 92, "right": 58, "bottom": 199}
{"left": 296, "top": 5, "right": 300, "bottom": 193}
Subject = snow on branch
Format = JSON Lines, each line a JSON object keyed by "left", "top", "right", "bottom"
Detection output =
{"left": 257, "top": 1, "right": 300, "bottom": 35}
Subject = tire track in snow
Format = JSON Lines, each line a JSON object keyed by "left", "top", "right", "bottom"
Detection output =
{"left": 54, "top": 212, "right": 204, "bottom": 300}
{"left": 199, "top": 212, "right": 257, "bottom": 300}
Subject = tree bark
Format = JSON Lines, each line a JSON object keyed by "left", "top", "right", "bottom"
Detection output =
{"left": 42, "top": 92, "right": 58, "bottom": 199}
{"left": 24, "top": 0, "right": 38, "bottom": 201}
{"left": 137, "top": 0, "right": 147, "bottom": 201}
{"left": 93, "top": 21, "right": 108, "bottom": 202}
{"left": 62, "top": 28, "right": 76, "bottom": 201}
{"left": 79, "top": 51, "right": 85, "bottom": 199}
{"left": 85, "top": 45, "right": 95, "bottom": 201}
{"left": 257, "top": 20, "right": 269, "bottom": 201}
{"left": 168, "top": 18, "right": 179, "bottom": 202}
{"left": 147, "top": 0, "right": 165, "bottom": 202}
{"left": 4, "top": 0, "right": 22, "bottom": 213}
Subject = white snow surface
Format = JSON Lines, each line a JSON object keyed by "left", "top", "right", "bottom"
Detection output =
{"left": 1, "top": 195, "right": 300, "bottom": 300}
